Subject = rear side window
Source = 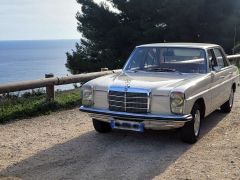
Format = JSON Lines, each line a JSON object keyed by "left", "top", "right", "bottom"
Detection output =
{"left": 213, "top": 48, "right": 229, "bottom": 68}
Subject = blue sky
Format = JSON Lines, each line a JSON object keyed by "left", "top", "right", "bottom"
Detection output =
{"left": 0, "top": 0, "right": 83, "bottom": 40}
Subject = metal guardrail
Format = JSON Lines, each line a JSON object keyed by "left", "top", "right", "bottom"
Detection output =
{"left": 0, "top": 70, "right": 121, "bottom": 93}
{"left": 0, "top": 69, "right": 121, "bottom": 101}
{"left": 228, "top": 54, "right": 240, "bottom": 66}
{"left": 227, "top": 54, "right": 240, "bottom": 59}
{"left": 0, "top": 54, "right": 239, "bottom": 101}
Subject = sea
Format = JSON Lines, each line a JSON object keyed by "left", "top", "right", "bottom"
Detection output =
{"left": 0, "top": 39, "right": 78, "bottom": 90}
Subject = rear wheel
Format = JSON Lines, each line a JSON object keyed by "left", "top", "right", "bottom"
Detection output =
{"left": 92, "top": 119, "right": 112, "bottom": 133}
{"left": 220, "top": 88, "right": 234, "bottom": 113}
{"left": 181, "top": 103, "right": 202, "bottom": 144}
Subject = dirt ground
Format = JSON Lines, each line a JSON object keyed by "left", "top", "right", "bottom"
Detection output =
{"left": 0, "top": 89, "right": 239, "bottom": 180}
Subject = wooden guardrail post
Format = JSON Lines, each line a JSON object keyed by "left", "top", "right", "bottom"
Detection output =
{"left": 45, "top": 74, "right": 55, "bottom": 102}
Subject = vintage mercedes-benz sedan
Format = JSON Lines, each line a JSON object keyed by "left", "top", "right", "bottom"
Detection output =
{"left": 80, "top": 43, "right": 239, "bottom": 143}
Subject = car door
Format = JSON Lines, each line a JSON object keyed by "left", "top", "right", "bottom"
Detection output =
{"left": 209, "top": 48, "right": 232, "bottom": 110}
{"left": 208, "top": 49, "right": 222, "bottom": 111}
{"left": 213, "top": 48, "right": 233, "bottom": 104}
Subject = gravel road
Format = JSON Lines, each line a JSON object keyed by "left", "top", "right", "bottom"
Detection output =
{"left": 0, "top": 89, "right": 239, "bottom": 180}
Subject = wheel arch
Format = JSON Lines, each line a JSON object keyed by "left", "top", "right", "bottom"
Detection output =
{"left": 193, "top": 98, "right": 206, "bottom": 119}
{"left": 232, "top": 83, "right": 236, "bottom": 93}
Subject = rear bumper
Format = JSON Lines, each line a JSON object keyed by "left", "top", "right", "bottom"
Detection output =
{"left": 80, "top": 106, "right": 192, "bottom": 130}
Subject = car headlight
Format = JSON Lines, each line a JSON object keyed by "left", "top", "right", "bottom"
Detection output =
{"left": 81, "top": 85, "right": 94, "bottom": 106}
{"left": 170, "top": 92, "right": 185, "bottom": 114}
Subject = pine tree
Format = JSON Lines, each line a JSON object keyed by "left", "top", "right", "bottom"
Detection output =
{"left": 66, "top": 0, "right": 240, "bottom": 74}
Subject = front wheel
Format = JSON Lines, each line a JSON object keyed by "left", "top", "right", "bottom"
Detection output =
{"left": 92, "top": 119, "right": 112, "bottom": 133}
{"left": 181, "top": 103, "right": 202, "bottom": 144}
{"left": 220, "top": 89, "right": 234, "bottom": 113}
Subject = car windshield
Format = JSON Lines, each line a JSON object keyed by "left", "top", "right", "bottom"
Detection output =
{"left": 124, "top": 47, "right": 207, "bottom": 73}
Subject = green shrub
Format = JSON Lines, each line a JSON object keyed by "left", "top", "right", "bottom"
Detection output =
{"left": 0, "top": 89, "right": 81, "bottom": 123}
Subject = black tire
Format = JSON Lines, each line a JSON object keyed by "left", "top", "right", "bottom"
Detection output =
{"left": 181, "top": 103, "right": 202, "bottom": 144}
{"left": 220, "top": 88, "right": 234, "bottom": 113}
{"left": 92, "top": 119, "right": 112, "bottom": 133}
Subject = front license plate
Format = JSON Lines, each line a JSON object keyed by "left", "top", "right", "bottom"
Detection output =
{"left": 110, "top": 120, "right": 144, "bottom": 132}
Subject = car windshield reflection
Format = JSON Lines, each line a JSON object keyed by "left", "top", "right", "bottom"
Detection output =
{"left": 124, "top": 47, "right": 207, "bottom": 74}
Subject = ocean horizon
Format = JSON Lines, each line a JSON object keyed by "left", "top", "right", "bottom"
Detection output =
{"left": 0, "top": 39, "right": 78, "bottom": 90}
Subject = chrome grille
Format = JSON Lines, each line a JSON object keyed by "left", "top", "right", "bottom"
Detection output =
{"left": 108, "top": 87, "right": 150, "bottom": 113}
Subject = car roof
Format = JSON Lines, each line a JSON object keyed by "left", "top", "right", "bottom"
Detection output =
{"left": 137, "top": 43, "right": 219, "bottom": 49}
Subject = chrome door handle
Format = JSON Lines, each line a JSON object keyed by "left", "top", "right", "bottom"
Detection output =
{"left": 220, "top": 76, "right": 225, "bottom": 79}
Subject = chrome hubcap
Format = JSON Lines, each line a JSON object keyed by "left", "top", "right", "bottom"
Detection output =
{"left": 194, "top": 110, "right": 201, "bottom": 136}
{"left": 229, "top": 90, "right": 234, "bottom": 108}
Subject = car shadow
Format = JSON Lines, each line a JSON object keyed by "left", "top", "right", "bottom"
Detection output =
{"left": 0, "top": 110, "right": 228, "bottom": 180}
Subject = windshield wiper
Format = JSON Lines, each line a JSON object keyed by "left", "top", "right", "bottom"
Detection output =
{"left": 146, "top": 67, "right": 177, "bottom": 72}
{"left": 127, "top": 69, "right": 141, "bottom": 73}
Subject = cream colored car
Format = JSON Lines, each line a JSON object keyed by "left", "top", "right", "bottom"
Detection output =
{"left": 80, "top": 43, "right": 239, "bottom": 143}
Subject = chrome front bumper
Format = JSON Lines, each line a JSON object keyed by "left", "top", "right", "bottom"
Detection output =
{"left": 80, "top": 106, "right": 192, "bottom": 130}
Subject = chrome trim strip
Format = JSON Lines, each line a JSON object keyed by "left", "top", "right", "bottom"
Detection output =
{"left": 124, "top": 90, "right": 127, "bottom": 111}
{"left": 94, "top": 89, "right": 108, "bottom": 92}
{"left": 109, "top": 95, "right": 148, "bottom": 99}
{"left": 109, "top": 105, "right": 148, "bottom": 110}
{"left": 109, "top": 86, "right": 151, "bottom": 94}
{"left": 108, "top": 86, "right": 151, "bottom": 113}
{"left": 80, "top": 106, "right": 192, "bottom": 122}
{"left": 152, "top": 94, "right": 170, "bottom": 97}
{"left": 89, "top": 113, "right": 187, "bottom": 124}
{"left": 109, "top": 100, "right": 148, "bottom": 104}
{"left": 148, "top": 92, "right": 151, "bottom": 112}
{"left": 186, "top": 75, "right": 239, "bottom": 101}
{"left": 90, "top": 114, "right": 186, "bottom": 130}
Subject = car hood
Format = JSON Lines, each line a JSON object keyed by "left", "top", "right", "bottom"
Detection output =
{"left": 87, "top": 71, "right": 207, "bottom": 96}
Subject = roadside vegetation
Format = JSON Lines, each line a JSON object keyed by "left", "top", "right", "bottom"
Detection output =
{"left": 0, "top": 89, "right": 81, "bottom": 123}
{"left": 233, "top": 43, "right": 240, "bottom": 54}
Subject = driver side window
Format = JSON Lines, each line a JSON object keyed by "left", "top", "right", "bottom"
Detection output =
{"left": 144, "top": 48, "right": 159, "bottom": 68}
